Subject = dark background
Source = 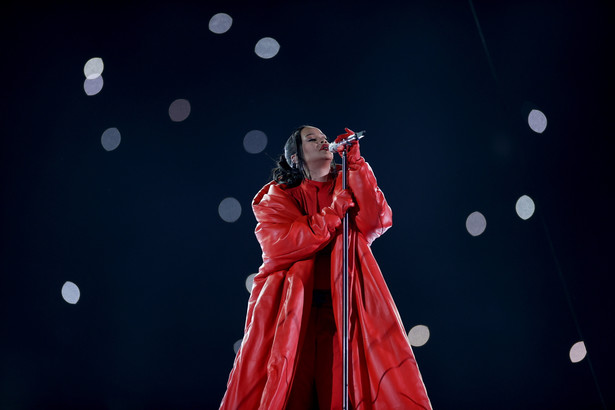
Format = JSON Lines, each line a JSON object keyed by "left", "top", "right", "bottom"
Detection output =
{"left": 1, "top": 0, "right": 613, "bottom": 409}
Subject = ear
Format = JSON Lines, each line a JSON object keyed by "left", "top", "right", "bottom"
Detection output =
{"left": 290, "top": 153, "right": 298, "bottom": 165}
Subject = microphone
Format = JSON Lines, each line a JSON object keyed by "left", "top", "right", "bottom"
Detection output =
{"left": 328, "top": 130, "right": 366, "bottom": 152}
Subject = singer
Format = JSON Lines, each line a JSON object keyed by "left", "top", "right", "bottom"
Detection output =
{"left": 220, "top": 125, "right": 431, "bottom": 409}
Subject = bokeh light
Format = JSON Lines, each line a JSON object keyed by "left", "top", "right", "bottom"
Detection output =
{"left": 101, "top": 127, "right": 121, "bottom": 151}
{"left": 245, "top": 273, "right": 257, "bottom": 293}
{"left": 515, "top": 195, "right": 535, "bottom": 220}
{"left": 84, "top": 57, "right": 104, "bottom": 79}
{"left": 466, "top": 211, "right": 487, "bottom": 236}
{"left": 528, "top": 109, "right": 547, "bottom": 133}
{"left": 218, "top": 197, "right": 242, "bottom": 223}
{"left": 255, "top": 37, "right": 280, "bottom": 59}
{"left": 408, "top": 325, "right": 430, "bottom": 347}
{"left": 243, "top": 130, "right": 268, "bottom": 154}
{"left": 61, "top": 281, "right": 80, "bottom": 304}
{"left": 84, "top": 76, "right": 104, "bottom": 96}
{"left": 169, "top": 99, "right": 191, "bottom": 122}
{"left": 569, "top": 341, "right": 587, "bottom": 363}
{"left": 209, "top": 13, "right": 233, "bottom": 34}
{"left": 233, "top": 338, "right": 243, "bottom": 354}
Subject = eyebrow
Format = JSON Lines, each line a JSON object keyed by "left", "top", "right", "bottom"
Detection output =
{"left": 304, "top": 131, "right": 325, "bottom": 138}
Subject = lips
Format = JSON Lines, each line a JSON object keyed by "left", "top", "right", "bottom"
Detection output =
{"left": 321, "top": 144, "right": 329, "bottom": 151}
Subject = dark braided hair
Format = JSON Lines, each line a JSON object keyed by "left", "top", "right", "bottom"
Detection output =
{"left": 271, "top": 125, "right": 337, "bottom": 187}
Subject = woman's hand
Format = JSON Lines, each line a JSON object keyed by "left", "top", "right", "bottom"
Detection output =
{"left": 321, "top": 189, "right": 355, "bottom": 232}
{"left": 334, "top": 128, "right": 362, "bottom": 166}
{"left": 330, "top": 189, "right": 355, "bottom": 218}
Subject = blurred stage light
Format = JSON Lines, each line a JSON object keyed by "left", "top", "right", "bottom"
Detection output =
{"left": 84, "top": 57, "right": 104, "bottom": 79}
{"left": 243, "top": 130, "right": 268, "bottom": 154}
{"left": 209, "top": 13, "right": 233, "bottom": 34}
{"left": 101, "top": 127, "right": 121, "bottom": 151}
{"left": 569, "top": 341, "right": 587, "bottom": 363}
{"left": 466, "top": 211, "right": 487, "bottom": 236}
{"left": 408, "top": 325, "right": 430, "bottom": 347}
{"left": 61, "top": 281, "right": 81, "bottom": 304}
{"left": 255, "top": 37, "right": 280, "bottom": 59}
{"left": 218, "top": 197, "right": 242, "bottom": 223}
{"left": 168, "top": 98, "right": 191, "bottom": 122}
{"left": 515, "top": 195, "right": 535, "bottom": 220}
{"left": 528, "top": 109, "right": 547, "bottom": 133}
{"left": 245, "top": 273, "right": 257, "bottom": 293}
{"left": 84, "top": 76, "right": 104, "bottom": 96}
{"left": 233, "top": 338, "right": 243, "bottom": 354}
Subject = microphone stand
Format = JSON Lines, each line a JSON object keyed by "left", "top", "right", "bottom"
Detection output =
{"left": 334, "top": 130, "right": 364, "bottom": 410}
{"left": 341, "top": 148, "right": 350, "bottom": 410}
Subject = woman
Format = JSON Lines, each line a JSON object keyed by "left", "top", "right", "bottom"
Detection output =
{"left": 221, "top": 126, "right": 431, "bottom": 409}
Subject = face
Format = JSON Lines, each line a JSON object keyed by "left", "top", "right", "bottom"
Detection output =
{"left": 295, "top": 126, "right": 333, "bottom": 169}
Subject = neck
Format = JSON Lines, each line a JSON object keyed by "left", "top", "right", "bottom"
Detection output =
{"left": 306, "top": 162, "right": 331, "bottom": 182}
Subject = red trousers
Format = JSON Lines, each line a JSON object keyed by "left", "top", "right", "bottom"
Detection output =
{"left": 286, "top": 296, "right": 343, "bottom": 410}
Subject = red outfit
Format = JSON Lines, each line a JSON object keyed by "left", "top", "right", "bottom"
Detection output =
{"left": 285, "top": 178, "right": 339, "bottom": 408}
{"left": 287, "top": 179, "right": 336, "bottom": 291}
{"left": 220, "top": 158, "right": 431, "bottom": 409}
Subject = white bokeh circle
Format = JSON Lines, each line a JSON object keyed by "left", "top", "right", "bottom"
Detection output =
{"left": 466, "top": 211, "right": 487, "bottom": 236}
{"left": 528, "top": 109, "right": 547, "bottom": 133}
{"left": 209, "top": 13, "right": 233, "bottom": 34}
{"left": 84, "top": 76, "right": 104, "bottom": 96}
{"left": 243, "top": 130, "right": 268, "bottom": 154}
{"left": 569, "top": 341, "right": 587, "bottom": 363}
{"left": 101, "top": 127, "right": 121, "bottom": 151}
{"left": 169, "top": 99, "right": 191, "bottom": 122}
{"left": 255, "top": 37, "right": 280, "bottom": 59}
{"left": 84, "top": 57, "right": 104, "bottom": 79}
{"left": 61, "top": 281, "right": 81, "bottom": 304}
{"left": 408, "top": 325, "right": 430, "bottom": 347}
{"left": 245, "top": 273, "right": 257, "bottom": 293}
{"left": 515, "top": 195, "right": 536, "bottom": 220}
{"left": 218, "top": 197, "right": 242, "bottom": 223}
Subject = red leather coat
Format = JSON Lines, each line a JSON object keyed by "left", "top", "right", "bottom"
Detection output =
{"left": 220, "top": 159, "right": 431, "bottom": 409}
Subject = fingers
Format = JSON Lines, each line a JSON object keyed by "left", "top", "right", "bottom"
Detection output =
{"left": 337, "top": 189, "right": 355, "bottom": 210}
{"left": 335, "top": 139, "right": 358, "bottom": 156}
{"left": 335, "top": 127, "right": 355, "bottom": 143}
{"left": 330, "top": 189, "right": 354, "bottom": 217}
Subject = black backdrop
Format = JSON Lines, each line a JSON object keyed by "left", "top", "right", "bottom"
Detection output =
{"left": 1, "top": 1, "right": 613, "bottom": 408}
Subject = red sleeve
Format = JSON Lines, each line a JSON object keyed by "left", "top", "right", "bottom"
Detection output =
{"left": 252, "top": 182, "right": 341, "bottom": 273}
{"left": 347, "top": 159, "right": 393, "bottom": 244}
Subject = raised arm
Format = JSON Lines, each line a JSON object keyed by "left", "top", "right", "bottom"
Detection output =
{"left": 347, "top": 159, "right": 392, "bottom": 244}
{"left": 334, "top": 128, "right": 392, "bottom": 244}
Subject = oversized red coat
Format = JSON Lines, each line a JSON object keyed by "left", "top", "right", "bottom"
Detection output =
{"left": 220, "top": 159, "right": 432, "bottom": 409}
